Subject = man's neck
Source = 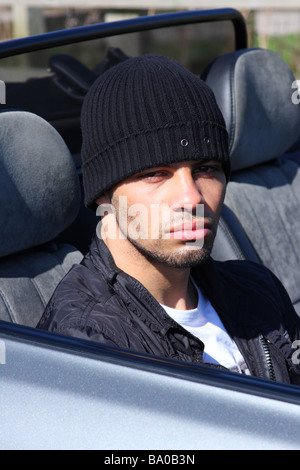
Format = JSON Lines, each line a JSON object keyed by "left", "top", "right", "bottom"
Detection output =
{"left": 137, "top": 263, "right": 197, "bottom": 310}
{"left": 105, "top": 237, "right": 197, "bottom": 310}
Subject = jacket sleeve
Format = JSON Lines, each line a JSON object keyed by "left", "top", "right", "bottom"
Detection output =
{"left": 37, "top": 282, "right": 128, "bottom": 348}
{"left": 265, "top": 267, "right": 300, "bottom": 383}
{"left": 268, "top": 268, "right": 300, "bottom": 341}
{"left": 57, "top": 320, "right": 125, "bottom": 348}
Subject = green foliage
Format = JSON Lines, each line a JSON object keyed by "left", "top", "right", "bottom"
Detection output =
{"left": 266, "top": 34, "right": 300, "bottom": 77}
{"left": 246, "top": 11, "right": 300, "bottom": 79}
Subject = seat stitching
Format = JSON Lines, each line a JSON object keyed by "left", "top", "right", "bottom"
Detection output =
{"left": 0, "top": 287, "right": 17, "bottom": 322}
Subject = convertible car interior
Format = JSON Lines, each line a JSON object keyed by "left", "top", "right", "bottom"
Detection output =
{"left": 1, "top": 8, "right": 300, "bottom": 450}
{"left": 0, "top": 110, "right": 83, "bottom": 326}
{"left": 208, "top": 47, "right": 300, "bottom": 314}
{"left": 0, "top": 10, "right": 300, "bottom": 327}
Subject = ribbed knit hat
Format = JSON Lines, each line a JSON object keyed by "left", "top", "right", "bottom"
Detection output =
{"left": 81, "top": 54, "right": 230, "bottom": 210}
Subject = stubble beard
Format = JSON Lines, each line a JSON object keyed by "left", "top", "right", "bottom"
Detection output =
{"left": 126, "top": 236, "right": 213, "bottom": 268}
{"left": 111, "top": 195, "right": 215, "bottom": 269}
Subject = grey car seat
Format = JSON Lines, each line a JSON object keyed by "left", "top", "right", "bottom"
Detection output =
{"left": 205, "top": 48, "right": 300, "bottom": 314}
{"left": 0, "top": 110, "right": 83, "bottom": 326}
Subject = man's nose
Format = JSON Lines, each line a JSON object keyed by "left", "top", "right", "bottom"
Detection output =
{"left": 171, "top": 170, "right": 203, "bottom": 210}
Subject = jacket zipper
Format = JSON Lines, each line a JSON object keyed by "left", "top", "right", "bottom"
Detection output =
{"left": 259, "top": 335, "right": 276, "bottom": 381}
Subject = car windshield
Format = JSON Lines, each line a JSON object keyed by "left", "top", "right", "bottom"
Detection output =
{"left": 0, "top": 17, "right": 236, "bottom": 159}
{"left": 0, "top": 20, "right": 235, "bottom": 80}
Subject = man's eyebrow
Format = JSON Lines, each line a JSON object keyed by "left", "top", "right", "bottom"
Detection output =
{"left": 136, "top": 160, "right": 222, "bottom": 173}
{"left": 192, "top": 160, "right": 223, "bottom": 167}
{"left": 162, "top": 160, "right": 221, "bottom": 167}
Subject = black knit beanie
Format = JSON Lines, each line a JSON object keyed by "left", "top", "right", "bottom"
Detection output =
{"left": 81, "top": 54, "right": 230, "bottom": 210}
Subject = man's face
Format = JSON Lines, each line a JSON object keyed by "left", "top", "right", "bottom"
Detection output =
{"left": 98, "top": 160, "right": 226, "bottom": 269}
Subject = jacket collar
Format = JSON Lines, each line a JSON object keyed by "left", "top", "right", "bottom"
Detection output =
{"left": 93, "top": 235, "right": 225, "bottom": 298}
{"left": 90, "top": 236, "right": 122, "bottom": 283}
{"left": 191, "top": 258, "right": 252, "bottom": 339}
{"left": 93, "top": 236, "right": 245, "bottom": 326}
{"left": 93, "top": 236, "right": 227, "bottom": 321}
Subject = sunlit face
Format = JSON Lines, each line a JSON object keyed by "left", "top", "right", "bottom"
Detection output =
{"left": 98, "top": 160, "right": 226, "bottom": 269}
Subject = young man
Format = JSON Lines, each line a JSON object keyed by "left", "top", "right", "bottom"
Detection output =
{"left": 38, "top": 54, "right": 300, "bottom": 384}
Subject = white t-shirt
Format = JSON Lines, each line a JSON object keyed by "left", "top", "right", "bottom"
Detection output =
{"left": 161, "top": 280, "right": 250, "bottom": 375}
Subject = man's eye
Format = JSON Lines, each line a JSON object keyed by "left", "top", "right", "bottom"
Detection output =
{"left": 138, "top": 171, "right": 166, "bottom": 180}
{"left": 194, "top": 164, "right": 222, "bottom": 175}
{"left": 194, "top": 165, "right": 214, "bottom": 173}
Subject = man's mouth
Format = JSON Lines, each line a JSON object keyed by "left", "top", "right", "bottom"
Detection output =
{"left": 167, "top": 220, "right": 212, "bottom": 241}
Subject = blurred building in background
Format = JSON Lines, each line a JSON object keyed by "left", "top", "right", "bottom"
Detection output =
{"left": 0, "top": 1, "right": 299, "bottom": 39}
{"left": 0, "top": 1, "right": 299, "bottom": 73}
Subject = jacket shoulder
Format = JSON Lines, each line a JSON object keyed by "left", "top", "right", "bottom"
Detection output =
{"left": 213, "top": 259, "right": 284, "bottom": 289}
{"left": 38, "top": 262, "right": 118, "bottom": 335}
{"left": 210, "top": 258, "right": 296, "bottom": 322}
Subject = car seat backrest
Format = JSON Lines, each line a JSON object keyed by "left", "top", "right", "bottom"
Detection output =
{"left": 0, "top": 111, "right": 83, "bottom": 326}
{"left": 204, "top": 48, "right": 300, "bottom": 314}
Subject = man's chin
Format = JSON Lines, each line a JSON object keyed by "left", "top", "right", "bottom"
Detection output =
{"left": 163, "top": 248, "right": 212, "bottom": 269}
{"left": 129, "top": 238, "right": 212, "bottom": 269}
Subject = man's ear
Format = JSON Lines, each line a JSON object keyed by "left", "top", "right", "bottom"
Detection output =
{"left": 96, "top": 192, "right": 111, "bottom": 206}
{"left": 95, "top": 191, "right": 116, "bottom": 241}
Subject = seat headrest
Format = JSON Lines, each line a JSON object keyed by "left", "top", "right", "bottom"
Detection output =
{"left": 203, "top": 48, "right": 300, "bottom": 172}
{"left": 0, "top": 111, "right": 81, "bottom": 257}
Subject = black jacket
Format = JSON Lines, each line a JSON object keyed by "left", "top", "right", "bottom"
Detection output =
{"left": 38, "top": 237, "right": 300, "bottom": 384}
